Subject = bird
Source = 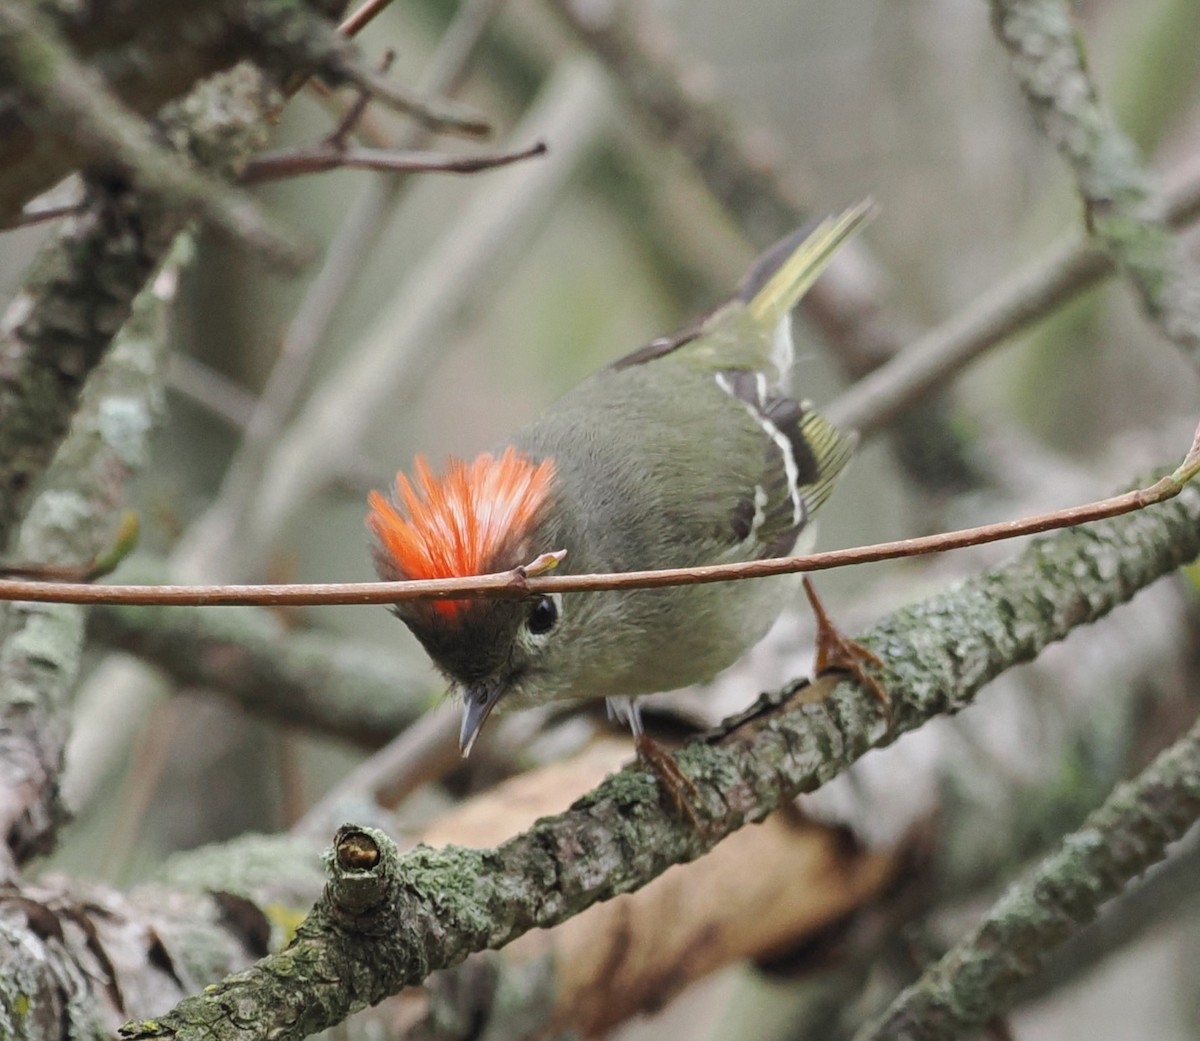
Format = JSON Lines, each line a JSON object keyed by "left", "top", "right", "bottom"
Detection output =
{"left": 368, "top": 201, "right": 875, "bottom": 804}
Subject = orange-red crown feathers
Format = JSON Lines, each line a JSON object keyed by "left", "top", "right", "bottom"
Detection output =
{"left": 367, "top": 447, "right": 555, "bottom": 617}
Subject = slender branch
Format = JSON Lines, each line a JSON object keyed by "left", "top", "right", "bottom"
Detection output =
{"left": 339, "top": 0, "right": 397, "bottom": 38}
{"left": 326, "top": 47, "right": 396, "bottom": 146}
{"left": 118, "top": 477, "right": 1200, "bottom": 1039}
{"left": 292, "top": 709, "right": 461, "bottom": 837}
{"left": 855, "top": 709, "right": 1200, "bottom": 1041}
{"left": 0, "top": 0, "right": 348, "bottom": 225}
{"left": 543, "top": 0, "right": 989, "bottom": 494}
{"left": 246, "top": 0, "right": 493, "bottom": 137}
{"left": 10, "top": 199, "right": 83, "bottom": 228}
{"left": 329, "top": 62, "right": 492, "bottom": 137}
{"left": 196, "top": 62, "right": 611, "bottom": 580}
{"left": 827, "top": 157, "right": 1200, "bottom": 436}
{"left": 545, "top": 0, "right": 811, "bottom": 248}
{"left": 541, "top": 0, "right": 880, "bottom": 364}
{"left": 165, "top": 354, "right": 258, "bottom": 430}
{"left": 5, "top": 437, "right": 1197, "bottom": 607}
{"left": 240, "top": 140, "right": 547, "bottom": 185}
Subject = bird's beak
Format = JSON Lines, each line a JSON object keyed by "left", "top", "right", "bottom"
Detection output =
{"left": 459, "top": 679, "right": 504, "bottom": 758}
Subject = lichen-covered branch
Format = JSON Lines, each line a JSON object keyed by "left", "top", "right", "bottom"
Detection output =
{"left": 402, "top": 739, "right": 898, "bottom": 1038}
{"left": 0, "top": 66, "right": 275, "bottom": 555}
{"left": 0, "top": 833, "right": 326, "bottom": 1038}
{"left": 396, "top": 570, "right": 1197, "bottom": 1039}
{"left": 989, "top": 0, "right": 1200, "bottom": 367}
{"left": 0, "top": 241, "right": 183, "bottom": 873}
{"left": 0, "top": 1, "right": 301, "bottom": 265}
{"left": 855, "top": 709, "right": 1200, "bottom": 1041}
{"left": 120, "top": 475, "right": 1200, "bottom": 1040}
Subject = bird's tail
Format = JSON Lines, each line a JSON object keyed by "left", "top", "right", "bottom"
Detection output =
{"left": 739, "top": 199, "right": 877, "bottom": 334}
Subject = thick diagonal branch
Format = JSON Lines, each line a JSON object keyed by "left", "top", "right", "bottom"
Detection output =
{"left": 120, "top": 475, "right": 1200, "bottom": 1040}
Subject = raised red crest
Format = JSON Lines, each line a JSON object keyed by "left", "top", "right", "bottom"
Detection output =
{"left": 367, "top": 447, "right": 555, "bottom": 617}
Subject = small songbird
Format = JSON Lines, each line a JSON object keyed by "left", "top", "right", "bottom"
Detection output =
{"left": 368, "top": 202, "right": 873, "bottom": 778}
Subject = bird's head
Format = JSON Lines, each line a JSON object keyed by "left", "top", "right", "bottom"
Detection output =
{"left": 367, "top": 447, "right": 569, "bottom": 755}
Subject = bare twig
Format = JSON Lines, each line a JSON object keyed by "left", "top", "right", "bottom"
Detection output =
{"left": 10, "top": 199, "right": 83, "bottom": 228}
{"left": 0, "top": 512, "right": 138, "bottom": 582}
{"left": 327, "top": 48, "right": 394, "bottom": 147}
{"left": 546, "top": 0, "right": 811, "bottom": 249}
{"left": 324, "top": 53, "right": 491, "bottom": 138}
{"left": 292, "top": 709, "right": 461, "bottom": 837}
{"left": 185, "top": 61, "right": 611, "bottom": 581}
{"left": 4, "top": 433, "right": 1198, "bottom": 607}
{"left": 339, "top": 0, "right": 397, "bottom": 38}
{"left": 240, "top": 140, "right": 547, "bottom": 185}
{"left": 260, "top": 0, "right": 492, "bottom": 137}
{"left": 98, "top": 699, "right": 180, "bottom": 879}
{"left": 165, "top": 354, "right": 258, "bottom": 430}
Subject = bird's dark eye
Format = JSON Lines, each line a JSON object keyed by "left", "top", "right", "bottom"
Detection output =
{"left": 527, "top": 595, "right": 559, "bottom": 635}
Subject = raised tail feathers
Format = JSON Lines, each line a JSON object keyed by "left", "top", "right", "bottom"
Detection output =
{"left": 740, "top": 200, "right": 877, "bottom": 335}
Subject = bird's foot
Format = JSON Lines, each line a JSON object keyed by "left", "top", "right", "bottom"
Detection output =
{"left": 635, "top": 732, "right": 702, "bottom": 829}
{"left": 803, "top": 577, "right": 891, "bottom": 724}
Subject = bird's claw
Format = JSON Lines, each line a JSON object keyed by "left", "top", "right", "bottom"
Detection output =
{"left": 803, "top": 577, "right": 891, "bottom": 724}
{"left": 635, "top": 732, "right": 703, "bottom": 829}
